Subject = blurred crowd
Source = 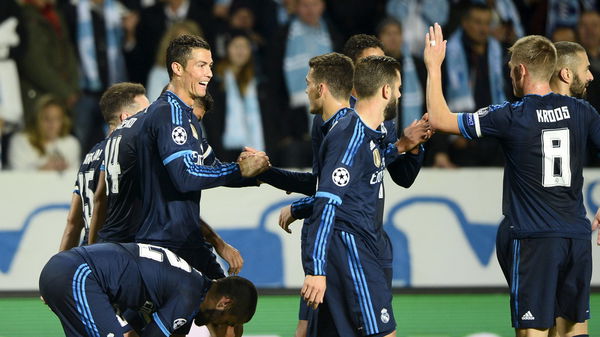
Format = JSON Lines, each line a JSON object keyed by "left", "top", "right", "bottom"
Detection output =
{"left": 1, "top": 0, "right": 600, "bottom": 170}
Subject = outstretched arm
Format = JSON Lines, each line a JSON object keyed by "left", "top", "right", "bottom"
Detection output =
{"left": 200, "top": 218, "right": 243, "bottom": 275}
{"left": 424, "top": 23, "right": 460, "bottom": 135}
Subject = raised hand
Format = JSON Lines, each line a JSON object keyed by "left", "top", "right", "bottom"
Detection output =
{"left": 424, "top": 23, "right": 447, "bottom": 70}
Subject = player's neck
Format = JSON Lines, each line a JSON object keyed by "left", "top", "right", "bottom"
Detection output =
{"left": 354, "top": 99, "right": 384, "bottom": 130}
{"left": 168, "top": 83, "right": 194, "bottom": 107}
{"left": 322, "top": 98, "right": 349, "bottom": 121}
{"left": 523, "top": 81, "right": 552, "bottom": 96}
{"left": 549, "top": 80, "right": 570, "bottom": 96}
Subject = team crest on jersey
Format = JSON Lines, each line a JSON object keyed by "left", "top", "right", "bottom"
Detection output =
{"left": 380, "top": 308, "right": 390, "bottom": 323}
{"left": 173, "top": 318, "right": 187, "bottom": 330}
{"left": 190, "top": 123, "right": 199, "bottom": 139}
{"left": 172, "top": 126, "right": 187, "bottom": 145}
{"left": 332, "top": 167, "right": 350, "bottom": 187}
{"left": 373, "top": 148, "right": 381, "bottom": 168}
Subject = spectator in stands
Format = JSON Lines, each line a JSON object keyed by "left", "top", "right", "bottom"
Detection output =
{"left": 577, "top": 10, "right": 600, "bottom": 119}
{"left": 324, "top": 0, "right": 387, "bottom": 42}
{"left": 60, "top": 0, "right": 128, "bottom": 154}
{"left": 8, "top": 95, "right": 80, "bottom": 171}
{"left": 204, "top": 31, "right": 275, "bottom": 163}
{"left": 0, "top": 0, "right": 26, "bottom": 169}
{"left": 146, "top": 20, "right": 203, "bottom": 102}
{"left": 132, "top": 0, "right": 216, "bottom": 85}
{"left": 18, "top": 0, "right": 79, "bottom": 124}
{"left": 269, "top": 0, "right": 342, "bottom": 167}
{"left": 376, "top": 18, "right": 427, "bottom": 130}
{"left": 386, "top": 0, "right": 449, "bottom": 56}
{"left": 213, "top": 2, "right": 266, "bottom": 63}
{"left": 552, "top": 26, "right": 577, "bottom": 42}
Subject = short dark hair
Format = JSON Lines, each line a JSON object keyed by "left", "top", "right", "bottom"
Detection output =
{"left": 166, "top": 34, "right": 211, "bottom": 80}
{"left": 99, "top": 82, "right": 146, "bottom": 127}
{"left": 308, "top": 52, "right": 354, "bottom": 100}
{"left": 462, "top": 2, "right": 492, "bottom": 21}
{"left": 353, "top": 55, "right": 401, "bottom": 99}
{"left": 552, "top": 41, "right": 587, "bottom": 81}
{"left": 214, "top": 276, "right": 258, "bottom": 323}
{"left": 343, "top": 34, "right": 384, "bottom": 63}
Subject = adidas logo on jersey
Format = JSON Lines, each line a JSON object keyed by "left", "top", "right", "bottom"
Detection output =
{"left": 521, "top": 311, "right": 535, "bottom": 320}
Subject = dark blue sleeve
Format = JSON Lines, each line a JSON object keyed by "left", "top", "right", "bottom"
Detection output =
{"left": 457, "top": 102, "right": 512, "bottom": 139}
{"left": 290, "top": 196, "right": 315, "bottom": 219}
{"left": 386, "top": 146, "right": 425, "bottom": 188}
{"left": 303, "top": 121, "right": 359, "bottom": 276}
{"left": 152, "top": 111, "right": 242, "bottom": 193}
{"left": 258, "top": 167, "right": 317, "bottom": 196}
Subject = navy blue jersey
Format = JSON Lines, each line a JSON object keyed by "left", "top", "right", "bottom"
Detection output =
{"left": 100, "top": 113, "right": 147, "bottom": 243}
{"left": 135, "top": 91, "right": 246, "bottom": 249}
{"left": 304, "top": 111, "right": 390, "bottom": 275}
{"left": 457, "top": 93, "right": 600, "bottom": 239}
{"left": 75, "top": 139, "right": 107, "bottom": 244}
{"left": 74, "top": 242, "right": 210, "bottom": 336}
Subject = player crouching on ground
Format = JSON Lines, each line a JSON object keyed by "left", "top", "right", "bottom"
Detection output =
{"left": 39, "top": 242, "right": 257, "bottom": 337}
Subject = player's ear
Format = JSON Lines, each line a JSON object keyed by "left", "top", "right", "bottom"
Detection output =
{"left": 382, "top": 84, "right": 391, "bottom": 100}
{"left": 216, "top": 296, "right": 233, "bottom": 311}
{"left": 171, "top": 62, "right": 183, "bottom": 77}
{"left": 120, "top": 112, "right": 129, "bottom": 122}
{"left": 558, "top": 67, "right": 571, "bottom": 84}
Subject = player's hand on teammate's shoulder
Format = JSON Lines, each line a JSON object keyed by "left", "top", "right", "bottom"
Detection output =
{"left": 423, "top": 23, "right": 447, "bottom": 69}
{"left": 238, "top": 146, "right": 271, "bottom": 177}
{"left": 301, "top": 275, "right": 326, "bottom": 309}
{"left": 278, "top": 205, "right": 297, "bottom": 234}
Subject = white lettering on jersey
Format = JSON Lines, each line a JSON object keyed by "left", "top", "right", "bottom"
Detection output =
{"left": 536, "top": 106, "right": 570, "bottom": 123}
{"left": 370, "top": 170, "right": 384, "bottom": 184}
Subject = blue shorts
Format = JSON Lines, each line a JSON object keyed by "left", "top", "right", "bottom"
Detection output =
{"left": 308, "top": 230, "right": 395, "bottom": 337}
{"left": 39, "top": 250, "right": 132, "bottom": 337}
{"left": 497, "top": 225, "right": 592, "bottom": 328}
{"left": 171, "top": 244, "right": 226, "bottom": 279}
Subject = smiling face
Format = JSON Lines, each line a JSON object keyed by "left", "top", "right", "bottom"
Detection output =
{"left": 178, "top": 48, "right": 213, "bottom": 100}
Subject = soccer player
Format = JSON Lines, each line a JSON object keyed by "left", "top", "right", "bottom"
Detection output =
{"left": 134, "top": 33, "right": 268, "bottom": 278}
{"left": 301, "top": 55, "right": 409, "bottom": 337}
{"left": 550, "top": 41, "right": 595, "bottom": 99}
{"left": 424, "top": 23, "right": 599, "bottom": 337}
{"left": 58, "top": 82, "right": 149, "bottom": 251}
{"left": 39, "top": 242, "right": 257, "bottom": 337}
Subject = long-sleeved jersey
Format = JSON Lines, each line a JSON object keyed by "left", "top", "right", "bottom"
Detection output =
{"left": 135, "top": 91, "right": 247, "bottom": 249}
{"left": 304, "top": 111, "right": 394, "bottom": 275}
{"left": 457, "top": 93, "right": 600, "bottom": 239}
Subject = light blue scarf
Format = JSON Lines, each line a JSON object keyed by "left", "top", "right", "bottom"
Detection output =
{"left": 284, "top": 17, "right": 332, "bottom": 108}
{"left": 400, "top": 45, "right": 423, "bottom": 128}
{"left": 546, "top": 0, "right": 581, "bottom": 36}
{"left": 495, "top": 0, "right": 524, "bottom": 38}
{"left": 77, "top": 0, "right": 126, "bottom": 91}
{"left": 445, "top": 29, "right": 505, "bottom": 113}
{"left": 222, "top": 70, "right": 265, "bottom": 151}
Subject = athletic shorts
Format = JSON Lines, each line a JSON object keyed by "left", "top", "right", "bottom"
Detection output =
{"left": 39, "top": 251, "right": 132, "bottom": 337}
{"left": 171, "top": 244, "right": 226, "bottom": 280}
{"left": 308, "top": 230, "right": 395, "bottom": 337}
{"left": 496, "top": 225, "right": 592, "bottom": 329}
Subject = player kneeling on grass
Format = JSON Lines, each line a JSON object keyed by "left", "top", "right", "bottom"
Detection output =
{"left": 39, "top": 242, "right": 257, "bottom": 337}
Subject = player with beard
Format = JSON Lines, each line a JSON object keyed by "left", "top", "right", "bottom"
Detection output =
{"left": 301, "top": 56, "right": 410, "bottom": 337}
{"left": 550, "top": 41, "right": 595, "bottom": 99}
{"left": 39, "top": 242, "right": 257, "bottom": 337}
{"left": 425, "top": 24, "right": 600, "bottom": 337}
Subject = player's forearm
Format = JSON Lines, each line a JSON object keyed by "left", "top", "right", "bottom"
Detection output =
{"left": 89, "top": 175, "right": 107, "bottom": 244}
{"left": 426, "top": 68, "right": 460, "bottom": 134}
{"left": 168, "top": 159, "right": 242, "bottom": 193}
{"left": 200, "top": 218, "right": 225, "bottom": 251}
{"left": 59, "top": 221, "right": 83, "bottom": 251}
{"left": 258, "top": 168, "right": 317, "bottom": 196}
{"left": 291, "top": 197, "right": 315, "bottom": 220}
{"left": 387, "top": 150, "right": 424, "bottom": 188}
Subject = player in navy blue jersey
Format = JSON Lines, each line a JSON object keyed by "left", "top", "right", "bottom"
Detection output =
{"left": 39, "top": 242, "right": 257, "bottom": 337}
{"left": 300, "top": 55, "right": 420, "bottom": 337}
{"left": 134, "top": 34, "right": 268, "bottom": 282}
{"left": 59, "top": 83, "right": 149, "bottom": 251}
{"left": 425, "top": 24, "right": 599, "bottom": 336}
